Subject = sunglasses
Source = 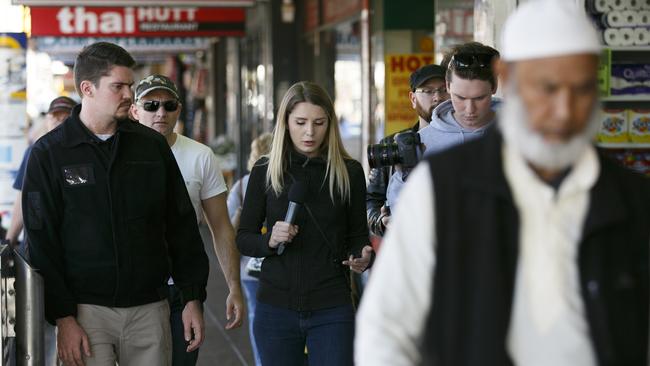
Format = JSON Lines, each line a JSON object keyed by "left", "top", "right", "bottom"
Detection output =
{"left": 140, "top": 100, "right": 179, "bottom": 112}
{"left": 449, "top": 53, "right": 495, "bottom": 70}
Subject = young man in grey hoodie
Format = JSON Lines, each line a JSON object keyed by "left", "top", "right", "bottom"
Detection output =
{"left": 386, "top": 42, "right": 500, "bottom": 209}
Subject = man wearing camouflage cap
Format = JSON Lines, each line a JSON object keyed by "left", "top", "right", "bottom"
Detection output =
{"left": 131, "top": 74, "right": 244, "bottom": 366}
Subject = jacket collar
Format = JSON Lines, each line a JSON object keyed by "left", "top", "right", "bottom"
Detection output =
{"left": 61, "top": 104, "right": 136, "bottom": 148}
{"left": 288, "top": 147, "right": 326, "bottom": 167}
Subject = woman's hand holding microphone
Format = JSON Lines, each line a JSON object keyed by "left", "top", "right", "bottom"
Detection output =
{"left": 268, "top": 221, "right": 299, "bottom": 249}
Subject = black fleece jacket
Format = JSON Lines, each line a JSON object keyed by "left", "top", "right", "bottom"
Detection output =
{"left": 236, "top": 150, "right": 369, "bottom": 311}
{"left": 23, "top": 106, "right": 209, "bottom": 324}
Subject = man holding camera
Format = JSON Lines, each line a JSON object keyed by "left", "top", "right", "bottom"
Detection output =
{"left": 366, "top": 64, "right": 448, "bottom": 237}
{"left": 385, "top": 42, "right": 501, "bottom": 211}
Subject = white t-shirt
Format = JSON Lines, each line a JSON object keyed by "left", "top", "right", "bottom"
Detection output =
{"left": 170, "top": 134, "right": 228, "bottom": 223}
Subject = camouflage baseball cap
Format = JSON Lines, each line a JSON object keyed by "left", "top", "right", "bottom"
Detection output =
{"left": 135, "top": 74, "right": 180, "bottom": 101}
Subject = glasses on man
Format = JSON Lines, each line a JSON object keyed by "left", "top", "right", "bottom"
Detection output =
{"left": 139, "top": 100, "right": 179, "bottom": 112}
{"left": 415, "top": 86, "right": 447, "bottom": 96}
{"left": 449, "top": 53, "right": 495, "bottom": 70}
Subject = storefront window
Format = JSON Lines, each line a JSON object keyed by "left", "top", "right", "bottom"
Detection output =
{"left": 334, "top": 20, "right": 363, "bottom": 161}
{"left": 435, "top": 0, "right": 474, "bottom": 62}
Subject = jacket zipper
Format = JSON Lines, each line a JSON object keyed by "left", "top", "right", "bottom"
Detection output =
{"left": 297, "top": 158, "right": 308, "bottom": 311}
{"left": 297, "top": 237, "right": 303, "bottom": 311}
{"left": 106, "top": 134, "right": 120, "bottom": 306}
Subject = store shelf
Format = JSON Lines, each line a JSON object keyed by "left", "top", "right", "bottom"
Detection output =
{"left": 596, "top": 142, "right": 650, "bottom": 148}
{"left": 606, "top": 46, "right": 650, "bottom": 51}
{"left": 601, "top": 95, "right": 650, "bottom": 102}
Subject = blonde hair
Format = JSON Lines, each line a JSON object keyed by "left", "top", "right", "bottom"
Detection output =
{"left": 266, "top": 81, "right": 352, "bottom": 202}
{"left": 247, "top": 132, "right": 273, "bottom": 171}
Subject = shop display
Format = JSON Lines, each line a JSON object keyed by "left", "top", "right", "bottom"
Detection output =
{"left": 606, "top": 148, "right": 650, "bottom": 176}
{"left": 629, "top": 109, "right": 650, "bottom": 142}
{"left": 587, "top": 0, "right": 650, "bottom": 175}
{"left": 587, "top": 0, "right": 650, "bottom": 46}
{"left": 597, "top": 108, "right": 650, "bottom": 143}
{"left": 597, "top": 108, "right": 628, "bottom": 142}
{"left": 610, "top": 64, "right": 650, "bottom": 95}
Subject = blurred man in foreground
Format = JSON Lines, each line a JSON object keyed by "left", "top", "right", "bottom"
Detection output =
{"left": 356, "top": 1, "right": 649, "bottom": 365}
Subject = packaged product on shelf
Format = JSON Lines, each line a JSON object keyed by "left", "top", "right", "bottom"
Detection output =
{"left": 628, "top": 109, "right": 650, "bottom": 142}
{"left": 633, "top": 27, "right": 649, "bottom": 45}
{"left": 602, "top": 28, "right": 633, "bottom": 46}
{"left": 585, "top": 0, "right": 608, "bottom": 13}
{"left": 602, "top": 148, "right": 650, "bottom": 176}
{"left": 601, "top": 10, "right": 639, "bottom": 27}
{"left": 626, "top": 149, "right": 650, "bottom": 175}
{"left": 610, "top": 64, "right": 650, "bottom": 95}
{"left": 598, "top": 108, "right": 629, "bottom": 142}
{"left": 639, "top": 11, "right": 650, "bottom": 26}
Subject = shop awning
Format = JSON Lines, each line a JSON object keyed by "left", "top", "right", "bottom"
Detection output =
{"left": 30, "top": 6, "right": 246, "bottom": 37}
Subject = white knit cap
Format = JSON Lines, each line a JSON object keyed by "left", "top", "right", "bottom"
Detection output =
{"left": 501, "top": 0, "right": 601, "bottom": 61}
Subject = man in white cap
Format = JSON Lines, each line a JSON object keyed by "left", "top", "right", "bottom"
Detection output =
{"left": 355, "top": 1, "right": 649, "bottom": 365}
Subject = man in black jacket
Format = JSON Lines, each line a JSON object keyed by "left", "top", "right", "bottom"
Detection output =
{"left": 23, "top": 42, "right": 209, "bottom": 366}
{"left": 366, "top": 64, "right": 448, "bottom": 236}
{"left": 357, "top": 1, "right": 649, "bottom": 365}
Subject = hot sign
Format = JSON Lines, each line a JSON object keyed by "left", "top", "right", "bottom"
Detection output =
{"left": 30, "top": 7, "right": 246, "bottom": 37}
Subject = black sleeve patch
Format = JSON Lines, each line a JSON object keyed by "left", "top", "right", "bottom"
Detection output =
{"left": 61, "top": 164, "right": 95, "bottom": 187}
{"left": 27, "top": 192, "right": 43, "bottom": 230}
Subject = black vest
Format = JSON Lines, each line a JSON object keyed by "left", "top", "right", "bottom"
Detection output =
{"left": 421, "top": 128, "right": 649, "bottom": 366}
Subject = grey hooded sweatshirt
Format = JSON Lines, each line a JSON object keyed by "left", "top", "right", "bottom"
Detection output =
{"left": 419, "top": 98, "right": 501, "bottom": 157}
{"left": 385, "top": 98, "right": 500, "bottom": 209}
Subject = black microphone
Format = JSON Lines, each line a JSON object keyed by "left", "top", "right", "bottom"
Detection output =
{"left": 277, "top": 181, "right": 307, "bottom": 255}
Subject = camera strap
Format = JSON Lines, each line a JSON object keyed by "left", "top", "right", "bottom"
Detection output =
{"left": 303, "top": 203, "right": 354, "bottom": 296}
{"left": 287, "top": 172, "right": 353, "bottom": 295}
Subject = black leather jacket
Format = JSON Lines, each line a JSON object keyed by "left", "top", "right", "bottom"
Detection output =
{"left": 366, "top": 122, "right": 419, "bottom": 236}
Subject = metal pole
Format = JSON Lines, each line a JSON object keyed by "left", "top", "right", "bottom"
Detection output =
{"left": 0, "top": 245, "right": 16, "bottom": 366}
{"left": 360, "top": 0, "right": 373, "bottom": 174}
{"left": 14, "top": 251, "right": 44, "bottom": 366}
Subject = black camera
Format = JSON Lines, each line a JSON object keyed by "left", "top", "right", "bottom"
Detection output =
{"left": 367, "top": 131, "right": 422, "bottom": 169}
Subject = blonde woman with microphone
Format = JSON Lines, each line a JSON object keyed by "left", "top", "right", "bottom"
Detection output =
{"left": 236, "top": 81, "right": 373, "bottom": 366}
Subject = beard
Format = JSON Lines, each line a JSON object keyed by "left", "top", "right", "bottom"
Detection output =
{"left": 498, "top": 82, "right": 599, "bottom": 172}
{"left": 415, "top": 100, "right": 435, "bottom": 122}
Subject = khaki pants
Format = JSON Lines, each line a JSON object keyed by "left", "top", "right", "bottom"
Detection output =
{"left": 75, "top": 300, "right": 171, "bottom": 366}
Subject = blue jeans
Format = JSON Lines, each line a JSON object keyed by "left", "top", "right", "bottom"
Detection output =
{"left": 241, "top": 279, "right": 262, "bottom": 366}
{"left": 254, "top": 302, "right": 355, "bottom": 366}
{"left": 168, "top": 285, "right": 199, "bottom": 366}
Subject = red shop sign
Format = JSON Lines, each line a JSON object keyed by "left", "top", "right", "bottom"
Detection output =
{"left": 30, "top": 7, "right": 246, "bottom": 37}
{"left": 15, "top": 0, "right": 253, "bottom": 6}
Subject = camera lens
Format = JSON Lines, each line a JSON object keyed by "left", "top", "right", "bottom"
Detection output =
{"left": 367, "top": 143, "right": 400, "bottom": 169}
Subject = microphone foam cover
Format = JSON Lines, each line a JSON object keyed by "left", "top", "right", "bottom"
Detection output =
{"left": 288, "top": 180, "right": 308, "bottom": 204}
